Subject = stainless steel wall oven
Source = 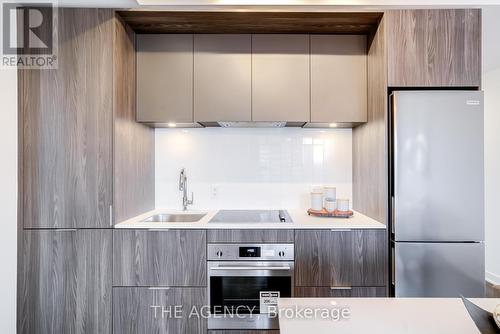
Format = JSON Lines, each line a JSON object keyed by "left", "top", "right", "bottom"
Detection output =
{"left": 207, "top": 243, "right": 294, "bottom": 330}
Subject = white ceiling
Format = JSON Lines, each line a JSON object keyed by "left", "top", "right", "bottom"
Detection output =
{"left": 53, "top": 1, "right": 500, "bottom": 72}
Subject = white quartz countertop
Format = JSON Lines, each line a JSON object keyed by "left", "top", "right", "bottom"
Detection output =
{"left": 277, "top": 297, "right": 500, "bottom": 334}
{"left": 114, "top": 209, "right": 386, "bottom": 229}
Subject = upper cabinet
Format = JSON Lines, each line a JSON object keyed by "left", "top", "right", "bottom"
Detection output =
{"left": 311, "top": 35, "right": 367, "bottom": 124}
{"left": 21, "top": 10, "right": 155, "bottom": 228}
{"left": 252, "top": 34, "right": 310, "bottom": 122}
{"left": 21, "top": 9, "right": 114, "bottom": 228}
{"left": 386, "top": 9, "right": 481, "bottom": 87}
{"left": 194, "top": 34, "right": 252, "bottom": 122}
{"left": 136, "top": 34, "right": 194, "bottom": 123}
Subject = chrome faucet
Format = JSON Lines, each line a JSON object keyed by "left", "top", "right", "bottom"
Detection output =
{"left": 179, "top": 168, "right": 193, "bottom": 211}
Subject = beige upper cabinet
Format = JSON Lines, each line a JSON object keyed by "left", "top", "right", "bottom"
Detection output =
{"left": 311, "top": 35, "right": 367, "bottom": 124}
{"left": 252, "top": 34, "right": 310, "bottom": 122}
{"left": 194, "top": 34, "right": 252, "bottom": 122}
{"left": 136, "top": 34, "right": 193, "bottom": 123}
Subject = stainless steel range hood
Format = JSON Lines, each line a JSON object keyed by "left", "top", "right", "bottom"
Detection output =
{"left": 200, "top": 121, "right": 306, "bottom": 128}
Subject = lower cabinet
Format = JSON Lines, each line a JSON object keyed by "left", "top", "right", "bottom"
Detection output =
{"left": 295, "top": 230, "right": 387, "bottom": 288}
{"left": 294, "top": 286, "right": 386, "bottom": 297}
{"left": 19, "top": 229, "right": 112, "bottom": 334}
{"left": 113, "top": 287, "right": 207, "bottom": 334}
{"left": 113, "top": 230, "right": 207, "bottom": 286}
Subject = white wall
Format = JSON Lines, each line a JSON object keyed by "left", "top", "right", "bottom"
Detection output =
{"left": 0, "top": 69, "right": 18, "bottom": 332}
{"left": 482, "top": 5, "right": 500, "bottom": 285}
{"left": 155, "top": 128, "right": 352, "bottom": 210}
{"left": 483, "top": 67, "right": 500, "bottom": 285}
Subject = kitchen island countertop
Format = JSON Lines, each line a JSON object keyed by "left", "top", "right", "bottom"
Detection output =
{"left": 114, "top": 208, "right": 386, "bottom": 230}
{"left": 277, "top": 297, "right": 500, "bottom": 334}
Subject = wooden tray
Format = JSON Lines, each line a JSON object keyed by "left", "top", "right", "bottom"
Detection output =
{"left": 307, "top": 208, "right": 354, "bottom": 218}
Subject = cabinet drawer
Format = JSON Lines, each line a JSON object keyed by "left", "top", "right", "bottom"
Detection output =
{"left": 207, "top": 229, "right": 294, "bottom": 243}
{"left": 113, "top": 230, "right": 206, "bottom": 286}
{"left": 295, "top": 230, "right": 386, "bottom": 287}
{"left": 113, "top": 287, "right": 206, "bottom": 334}
{"left": 295, "top": 286, "right": 387, "bottom": 298}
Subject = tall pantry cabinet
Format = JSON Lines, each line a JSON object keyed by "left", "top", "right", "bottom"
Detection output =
{"left": 18, "top": 8, "right": 154, "bottom": 334}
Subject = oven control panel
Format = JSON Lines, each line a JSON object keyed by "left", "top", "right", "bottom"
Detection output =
{"left": 208, "top": 243, "right": 294, "bottom": 261}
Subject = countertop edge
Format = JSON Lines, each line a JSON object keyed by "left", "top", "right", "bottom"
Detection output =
{"left": 114, "top": 209, "right": 387, "bottom": 230}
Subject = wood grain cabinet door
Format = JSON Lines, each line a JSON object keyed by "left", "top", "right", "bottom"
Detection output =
{"left": 113, "top": 287, "right": 207, "bottom": 334}
{"left": 252, "top": 34, "right": 310, "bottom": 122}
{"left": 311, "top": 35, "right": 367, "bottom": 123}
{"left": 21, "top": 8, "right": 113, "bottom": 228}
{"left": 194, "top": 34, "right": 252, "bottom": 122}
{"left": 386, "top": 9, "right": 481, "bottom": 87}
{"left": 295, "top": 287, "right": 386, "bottom": 298}
{"left": 136, "top": 34, "right": 194, "bottom": 123}
{"left": 207, "top": 229, "right": 294, "bottom": 243}
{"left": 295, "top": 230, "right": 386, "bottom": 287}
{"left": 113, "top": 230, "right": 207, "bottom": 286}
{"left": 19, "top": 229, "right": 112, "bottom": 334}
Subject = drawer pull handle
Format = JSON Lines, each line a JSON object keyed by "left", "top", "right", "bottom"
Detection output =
{"left": 211, "top": 266, "right": 291, "bottom": 271}
{"left": 330, "top": 229, "right": 352, "bottom": 232}
{"left": 148, "top": 287, "right": 171, "bottom": 290}
{"left": 148, "top": 229, "right": 170, "bottom": 232}
{"left": 330, "top": 287, "right": 352, "bottom": 290}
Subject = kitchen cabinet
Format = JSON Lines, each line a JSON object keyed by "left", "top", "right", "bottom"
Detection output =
{"left": 21, "top": 9, "right": 113, "bottom": 228}
{"left": 113, "top": 230, "right": 207, "bottom": 286}
{"left": 295, "top": 287, "right": 386, "bottom": 297}
{"left": 113, "top": 15, "right": 155, "bottom": 223}
{"left": 194, "top": 34, "right": 252, "bottom": 122}
{"left": 19, "top": 229, "right": 112, "bottom": 334}
{"left": 136, "top": 34, "right": 194, "bottom": 123}
{"left": 113, "top": 287, "right": 206, "bottom": 334}
{"left": 386, "top": 9, "right": 481, "bottom": 87}
{"left": 252, "top": 34, "right": 310, "bottom": 122}
{"left": 311, "top": 35, "right": 367, "bottom": 123}
{"left": 207, "top": 229, "right": 294, "bottom": 243}
{"left": 20, "top": 9, "right": 154, "bottom": 228}
{"left": 353, "top": 16, "right": 387, "bottom": 225}
{"left": 295, "top": 230, "right": 386, "bottom": 287}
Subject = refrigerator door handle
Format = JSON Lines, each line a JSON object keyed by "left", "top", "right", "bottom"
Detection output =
{"left": 391, "top": 196, "right": 395, "bottom": 235}
{"left": 391, "top": 245, "right": 395, "bottom": 286}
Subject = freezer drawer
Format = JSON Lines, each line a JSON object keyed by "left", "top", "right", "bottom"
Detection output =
{"left": 395, "top": 242, "right": 484, "bottom": 297}
{"left": 392, "top": 91, "right": 484, "bottom": 242}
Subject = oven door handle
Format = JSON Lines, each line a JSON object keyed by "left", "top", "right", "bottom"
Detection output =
{"left": 210, "top": 266, "right": 291, "bottom": 271}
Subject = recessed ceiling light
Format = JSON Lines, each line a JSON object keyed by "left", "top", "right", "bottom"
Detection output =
{"left": 329, "top": 123, "right": 338, "bottom": 128}
{"left": 167, "top": 122, "right": 177, "bottom": 128}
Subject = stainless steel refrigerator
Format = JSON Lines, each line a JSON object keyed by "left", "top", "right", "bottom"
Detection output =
{"left": 390, "top": 90, "right": 485, "bottom": 298}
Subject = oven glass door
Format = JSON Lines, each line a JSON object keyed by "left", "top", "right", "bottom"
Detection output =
{"left": 209, "top": 261, "right": 293, "bottom": 316}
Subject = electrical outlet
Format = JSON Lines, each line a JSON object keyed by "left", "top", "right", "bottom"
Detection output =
{"left": 210, "top": 185, "right": 219, "bottom": 199}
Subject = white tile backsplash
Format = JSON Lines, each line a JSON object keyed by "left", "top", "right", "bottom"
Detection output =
{"left": 155, "top": 127, "right": 352, "bottom": 210}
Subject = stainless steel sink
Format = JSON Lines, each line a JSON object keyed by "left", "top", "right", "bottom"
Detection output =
{"left": 142, "top": 213, "right": 207, "bottom": 223}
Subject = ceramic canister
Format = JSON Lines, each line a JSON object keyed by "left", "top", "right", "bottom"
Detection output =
{"left": 311, "top": 192, "right": 323, "bottom": 211}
